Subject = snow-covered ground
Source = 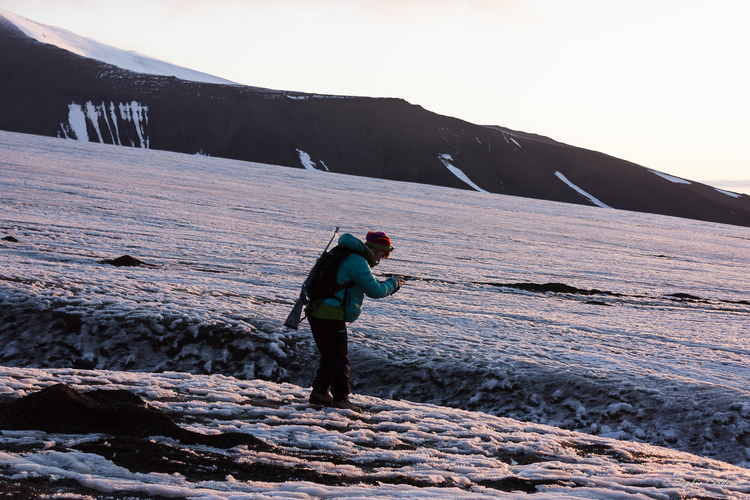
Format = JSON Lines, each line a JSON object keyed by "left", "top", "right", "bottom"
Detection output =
{"left": 1, "top": 366, "right": 749, "bottom": 499}
{"left": 1, "top": 130, "right": 749, "bottom": 496}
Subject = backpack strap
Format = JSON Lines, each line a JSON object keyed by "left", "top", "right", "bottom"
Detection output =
{"left": 325, "top": 280, "right": 356, "bottom": 302}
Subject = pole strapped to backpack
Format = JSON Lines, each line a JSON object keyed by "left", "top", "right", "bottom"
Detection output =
{"left": 284, "top": 227, "right": 341, "bottom": 330}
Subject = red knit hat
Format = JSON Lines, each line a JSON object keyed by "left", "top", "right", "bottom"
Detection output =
{"left": 365, "top": 231, "right": 393, "bottom": 253}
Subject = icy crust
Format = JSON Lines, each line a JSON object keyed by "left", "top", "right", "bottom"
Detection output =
{"left": 2, "top": 288, "right": 749, "bottom": 468}
{"left": 1, "top": 131, "right": 749, "bottom": 469}
{"left": 0, "top": 367, "right": 749, "bottom": 499}
{"left": 0, "top": 294, "right": 294, "bottom": 381}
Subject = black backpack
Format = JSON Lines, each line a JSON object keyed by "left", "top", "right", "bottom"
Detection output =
{"left": 305, "top": 246, "right": 356, "bottom": 302}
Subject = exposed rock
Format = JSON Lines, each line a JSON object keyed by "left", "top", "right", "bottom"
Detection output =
{"left": 477, "top": 281, "right": 622, "bottom": 296}
{"left": 100, "top": 254, "right": 154, "bottom": 267}
{"left": 0, "top": 384, "right": 271, "bottom": 450}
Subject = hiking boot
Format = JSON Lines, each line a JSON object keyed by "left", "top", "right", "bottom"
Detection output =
{"left": 309, "top": 391, "right": 333, "bottom": 406}
{"left": 332, "top": 399, "right": 362, "bottom": 413}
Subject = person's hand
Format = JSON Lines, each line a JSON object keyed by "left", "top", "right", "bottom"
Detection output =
{"left": 393, "top": 276, "right": 405, "bottom": 292}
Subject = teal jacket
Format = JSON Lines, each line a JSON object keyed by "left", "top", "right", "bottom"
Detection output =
{"left": 307, "top": 233, "right": 399, "bottom": 322}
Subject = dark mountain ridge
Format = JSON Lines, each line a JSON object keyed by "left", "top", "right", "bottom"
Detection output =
{"left": 2, "top": 13, "right": 749, "bottom": 227}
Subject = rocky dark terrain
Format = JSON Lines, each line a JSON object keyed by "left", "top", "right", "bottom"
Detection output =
{"left": 2, "top": 12, "right": 749, "bottom": 227}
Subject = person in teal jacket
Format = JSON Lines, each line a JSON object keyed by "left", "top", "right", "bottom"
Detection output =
{"left": 307, "top": 231, "right": 404, "bottom": 412}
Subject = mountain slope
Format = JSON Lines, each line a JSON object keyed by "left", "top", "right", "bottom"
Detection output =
{"left": 0, "top": 8, "right": 234, "bottom": 84}
{"left": 1, "top": 10, "right": 749, "bottom": 227}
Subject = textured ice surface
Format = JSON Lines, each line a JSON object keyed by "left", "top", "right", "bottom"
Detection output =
{"left": 1, "top": 130, "right": 748, "bottom": 468}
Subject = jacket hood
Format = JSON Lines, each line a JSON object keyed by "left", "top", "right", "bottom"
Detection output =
{"left": 338, "top": 233, "right": 378, "bottom": 267}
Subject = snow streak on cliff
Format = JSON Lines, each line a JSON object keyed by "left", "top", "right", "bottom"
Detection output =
{"left": 60, "top": 101, "right": 149, "bottom": 148}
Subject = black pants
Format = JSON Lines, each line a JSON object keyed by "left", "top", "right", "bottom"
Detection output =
{"left": 308, "top": 316, "right": 350, "bottom": 402}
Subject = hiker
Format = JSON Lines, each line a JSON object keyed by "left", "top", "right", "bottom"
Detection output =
{"left": 306, "top": 231, "right": 404, "bottom": 412}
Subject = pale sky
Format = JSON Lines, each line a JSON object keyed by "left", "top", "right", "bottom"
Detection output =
{"left": 1, "top": 0, "right": 748, "bottom": 194}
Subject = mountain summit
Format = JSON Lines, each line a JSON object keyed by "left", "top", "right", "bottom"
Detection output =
{"left": 1, "top": 9, "right": 749, "bottom": 227}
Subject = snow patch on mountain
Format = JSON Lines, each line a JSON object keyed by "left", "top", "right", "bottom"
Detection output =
{"left": 503, "top": 134, "right": 522, "bottom": 148}
{"left": 60, "top": 101, "right": 149, "bottom": 148}
{"left": 297, "top": 149, "right": 318, "bottom": 170}
{"left": 715, "top": 187, "right": 741, "bottom": 198}
{"left": 555, "top": 171, "right": 612, "bottom": 208}
{"left": 120, "top": 102, "right": 149, "bottom": 148}
{"left": 439, "top": 154, "right": 488, "bottom": 193}
{"left": 648, "top": 169, "right": 692, "bottom": 185}
{"left": 0, "top": 8, "right": 235, "bottom": 85}
{"left": 62, "top": 103, "right": 88, "bottom": 142}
